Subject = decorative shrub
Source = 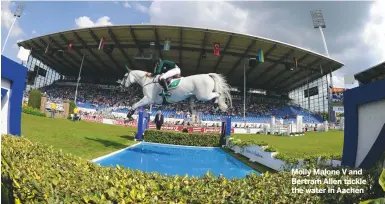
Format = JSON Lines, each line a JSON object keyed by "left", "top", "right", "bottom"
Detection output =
{"left": 22, "top": 106, "right": 46, "bottom": 117}
{"left": 144, "top": 130, "right": 220, "bottom": 147}
{"left": 1, "top": 135, "right": 383, "bottom": 203}
{"left": 27, "top": 89, "right": 42, "bottom": 109}
{"left": 264, "top": 146, "right": 277, "bottom": 152}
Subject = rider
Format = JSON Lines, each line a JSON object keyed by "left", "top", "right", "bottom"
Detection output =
{"left": 146, "top": 58, "right": 181, "bottom": 96}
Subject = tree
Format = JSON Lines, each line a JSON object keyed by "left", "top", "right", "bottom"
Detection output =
{"left": 69, "top": 100, "right": 76, "bottom": 114}
{"left": 28, "top": 90, "right": 42, "bottom": 109}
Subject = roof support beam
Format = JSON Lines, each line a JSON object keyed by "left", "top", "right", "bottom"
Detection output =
{"left": 88, "top": 29, "right": 123, "bottom": 75}
{"left": 26, "top": 41, "right": 71, "bottom": 76}
{"left": 213, "top": 34, "right": 233, "bottom": 73}
{"left": 37, "top": 38, "right": 79, "bottom": 73}
{"left": 153, "top": 27, "right": 163, "bottom": 60}
{"left": 278, "top": 60, "right": 332, "bottom": 89}
{"left": 274, "top": 58, "right": 323, "bottom": 86}
{"left": 264, "top": 53, "right": 310, "bottom": 86}
{"left": 29, "top": 40, "right": 71, "bottom": 75}
{"left": 245, "top": 43, "right": 278, "bottom": 80}
{"left": 195, "top": 30, "right": 208, "bottom": 74}
{"left": 72, "top": 31, "right": 118, "bottom": 75}
{"left": 108, "top": 28, "right": 134, "bottom": 71}
{"left": 45, "top": 36, "right": 92, "bottom": 75}
{"left": 285, "top": 63, "right": 336, "bottom": 91}
{"left": 30, "top": 42, "right": 332, "bottom": 73}
{"left": 59, "top": 34, "right": 104, "bottom": 76}
{"left": 129, "top": 26, "right": 140, "bottom": 49}
{"left": 226, "top": 40, "right": 256, "bottom": 76}
{"left": 252, "top": 49, "right": 295, "bottom": 83}
{"left": 179, "top": 28, "right": 183, "bottom": 68}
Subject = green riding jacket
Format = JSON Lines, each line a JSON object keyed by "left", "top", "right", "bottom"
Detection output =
{"left": 153, "top": 60, "right": 176, "bottom": 76}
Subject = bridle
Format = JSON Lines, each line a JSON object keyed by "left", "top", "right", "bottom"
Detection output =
{"left": 121, "top": 72, "right": 159, "bottom": 89}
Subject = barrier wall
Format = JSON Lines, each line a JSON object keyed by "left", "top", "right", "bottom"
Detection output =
{"left": 269, "top": 115, "right": 305, "bottom": 135}
{"left": 1, "top": 56, "right": 27, "bottom": 136}
{"left": 81, "top": 115, "right": 235, "bottom": 133}
{"left": 342, "top": 78, "right": 385, "bottom": 168}
{"left": 231, "top": 144, "right": 341, "bottom": 171}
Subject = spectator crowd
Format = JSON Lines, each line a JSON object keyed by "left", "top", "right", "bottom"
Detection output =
{"left": 24, "top": 82, "right": 323, "bottom": 123}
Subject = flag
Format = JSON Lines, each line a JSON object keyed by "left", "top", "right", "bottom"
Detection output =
{"left": 213, "top": 42, "right": 220, "bottom": 56}
{"left": 68, "top": 40, "right": 73, "bottom": 52}
{"left": 293, "top": 57, "right": 298, "bottom": 68}
{"left": 257, "top": 49, "right": 264, "bottom": 62}
{"left": 17, "top": 46, "right": 31, "bottom": 62}
{"left": 98, "top": 37, "right": 105, "bottom": 50}
{"left": 163, "top": 38, "right": 171, "bottom": 51}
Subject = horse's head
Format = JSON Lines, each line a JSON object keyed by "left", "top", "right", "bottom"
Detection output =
{"left": 117, "top": 66, "right": 134, "bottom": 88}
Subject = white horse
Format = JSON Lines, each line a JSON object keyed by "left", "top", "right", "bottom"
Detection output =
{"left": 118, "top": 69, "right": 232, "bottom": 119}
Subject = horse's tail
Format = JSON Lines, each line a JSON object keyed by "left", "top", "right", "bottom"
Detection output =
{"left": 208, "top": 73, "right": 233, "bottom": 110}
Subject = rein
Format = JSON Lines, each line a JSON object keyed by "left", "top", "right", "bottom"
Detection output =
{"left": 142, "top": 76, "right": 159, "bottom": 87}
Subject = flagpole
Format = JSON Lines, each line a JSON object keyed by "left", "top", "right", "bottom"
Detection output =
{"left": 2, "top": 17, "right": 17, "bottom": 53}
{"left": 3, "top": 4, "right": 25, "bottom": 53}
{"left": 243, "top": 58, "right": 246, "bottom": 126}
{"left": 74, "top": 53, "right": 85, "bottom": 103}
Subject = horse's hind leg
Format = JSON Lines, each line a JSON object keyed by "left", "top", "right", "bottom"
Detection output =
{"left": 196, "top": 91, "right": 221, "bottom": 111}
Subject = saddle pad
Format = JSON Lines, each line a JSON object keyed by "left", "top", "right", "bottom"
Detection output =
{"left": 168, "top": 78, "right": 182, "bottom": 89}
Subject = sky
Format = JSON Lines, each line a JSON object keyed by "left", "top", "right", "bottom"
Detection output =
{"left": 1, "top": 0, "right": 385, "bottom": 88}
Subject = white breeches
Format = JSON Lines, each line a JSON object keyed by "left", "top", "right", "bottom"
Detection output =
{"left": 159, "top": 66, "right": 181, "bottom": 80}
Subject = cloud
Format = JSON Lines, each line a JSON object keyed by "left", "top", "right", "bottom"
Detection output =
{"left": 362, "top": 0, "right": 385, "bottom": 63}
{"left": 147, "top": 1, "right": 383, "bottom": 89}
{"left": 1, "top": 1, "right": 24, "bottom": 37}
{"left": 149, "top": 1, "right": 250, "bottom": 33}
{"left": 123, "top": 2, "right": 131, "bottom": 8}
{"left": 134, "top": 3, "right": 148, "bottom": 13}
{"left": 74, "top": 16, "right": 113, "bottom": 28}
{"left": 329, "top": 1, "right": 385, "bottom": 87}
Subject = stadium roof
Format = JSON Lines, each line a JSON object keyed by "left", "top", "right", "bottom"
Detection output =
{"left": 17, "top": 24, "right": 344, "bottom": 92}
{"left": 354, "top": 61, "right": 385, "bottom": 85}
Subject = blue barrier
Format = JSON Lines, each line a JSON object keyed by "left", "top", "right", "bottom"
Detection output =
{"left": 136, "top": 109, "right": 149, "bottom": 141}
{"left": 224, "top": 116, "right": 231, "bottom": 136}
{"left": 220, "top": 116, "right": 231, "bottom": 146}
{"left": 1, "top": 56, "right": 27, "bottom": 136}
{"left": 342, "top": 78, "right": 385, "bottom": 168}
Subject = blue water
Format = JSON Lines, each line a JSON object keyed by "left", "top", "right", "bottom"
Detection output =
{"left": 94, "top": 142, "right": 259, "bottom": 179}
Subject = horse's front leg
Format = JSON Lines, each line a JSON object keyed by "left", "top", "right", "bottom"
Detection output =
{"left": 126, "top": 97, "right": 151, "bottom": 119}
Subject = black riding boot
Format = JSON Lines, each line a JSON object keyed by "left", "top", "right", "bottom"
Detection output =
{"left": 159, "top": 79, "right": 170, "bottom": 96}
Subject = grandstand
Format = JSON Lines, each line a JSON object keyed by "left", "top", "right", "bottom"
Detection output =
{"left": 18, "top": 25, "right": 343, "bottom": 126}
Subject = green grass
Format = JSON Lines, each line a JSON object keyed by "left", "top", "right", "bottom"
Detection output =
{"left": 21, "top": 113, "right": 344, "bottom": 162}
{"left": 233, "top": 131, "right": 344, "bottom": 157}
{"left": 21, "top": 113, "right": 137, "bottom": 160}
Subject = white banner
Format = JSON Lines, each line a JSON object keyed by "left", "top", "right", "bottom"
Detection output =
{"left": 333, "top": 106, "right": 344, "bottom": 113}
